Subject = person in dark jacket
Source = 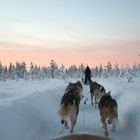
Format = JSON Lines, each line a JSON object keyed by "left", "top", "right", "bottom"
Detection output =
{"left": 84, "top": 66, "right": 91, "bottom": 85}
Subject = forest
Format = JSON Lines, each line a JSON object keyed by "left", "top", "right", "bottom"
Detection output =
{"left": 0, "top": 60, "right": 140, "bottom": 81}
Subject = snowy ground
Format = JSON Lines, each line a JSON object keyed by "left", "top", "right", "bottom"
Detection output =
{"left": 0, "top": 77, "right": 140, "bottom": 140}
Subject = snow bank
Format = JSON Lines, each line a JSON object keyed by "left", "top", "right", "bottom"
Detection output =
{"left": 0, "top": 78, "right": 140, "bottom": 140}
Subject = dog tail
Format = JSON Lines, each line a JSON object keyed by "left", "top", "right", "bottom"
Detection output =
{"left": 116, "top": 111, "right": 119, "bottom": 125}
{"left": 58, "top": 103, "right": 68, "bottom": 120}
{"left": 58, "top": 101, "right": 77, "bottom": 121}
{"left": 114, "top": 106, "right": 119, "bottom": 126}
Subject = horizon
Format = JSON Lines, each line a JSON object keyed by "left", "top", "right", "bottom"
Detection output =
{"left": 0, "top": 58, "right": 139, "bottom": 69}
{"left": 0, "top": 0, "right": 140, "bottom": 68}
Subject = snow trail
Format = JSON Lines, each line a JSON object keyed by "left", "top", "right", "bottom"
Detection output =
{"left": 0, "top": 78, "right": 140, "bottom": 140}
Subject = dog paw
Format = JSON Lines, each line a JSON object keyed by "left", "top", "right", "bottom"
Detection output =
{"left": 61, "top": 120, "right": 65, "bottom": 124}
{"left": 101, "top": 125, "right": 105, "bottom": 129}
{"left": 65, "top": 125, "right": 69, "bottom": 129}
{"left": 81, "top": 95, "right": 84, "bottom": 98}
{"left": 107, "top": 119, "right": 112, "bottom": 124}
{"left": 105, "top": 131, "right": 109, "bottom": 137}
{"left": 111, "top": 128, "right": 115, "bottom": 132}
{"left": 70, "top": 129, "right": 73, "bottom": 133}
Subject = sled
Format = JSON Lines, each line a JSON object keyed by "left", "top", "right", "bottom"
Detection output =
{"left": 50, "top": 133, "right": 113, "bottom": 140}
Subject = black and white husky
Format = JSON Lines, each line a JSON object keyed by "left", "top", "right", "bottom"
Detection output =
{"left": 58, "top": 81, "right": 83, "bottom": 133}
{"left": 89, "top": 81, "right": 106, "bottom": 107}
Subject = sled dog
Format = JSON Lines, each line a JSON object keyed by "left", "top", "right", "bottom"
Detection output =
{"left": 89, "top": 81, "right": 106, "bottom": 107}
{"left": 98, "top": 92, "right": 118, "bottom": 137}
{"left": 58, "top": 81, "right": 83, "bottom": 133}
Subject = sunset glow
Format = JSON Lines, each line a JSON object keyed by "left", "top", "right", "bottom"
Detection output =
{"left": 0, "top": 0, "right": 140, "bottom": 68}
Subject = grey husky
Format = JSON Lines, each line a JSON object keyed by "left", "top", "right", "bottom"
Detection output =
{"left": 98, "top": 92, "right": 119, "bottom": 137}
{"left": 58, "top": 81, "right": 83, "bottom": 133}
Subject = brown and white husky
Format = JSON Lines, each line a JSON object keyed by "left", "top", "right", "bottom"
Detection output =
{"left": 98, "top": 92, "right": 119, "bottom": 137}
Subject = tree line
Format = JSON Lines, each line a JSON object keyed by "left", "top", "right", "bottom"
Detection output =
{"left": 0, "top": 60, "right": 140, "bottom": 81}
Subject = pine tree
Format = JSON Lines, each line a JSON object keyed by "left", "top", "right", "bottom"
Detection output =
{"left": 58, "top": 64, "right": 66, "bottom": 79}
{"left": 49, "top": 60, "right": 58, "bottom": 78}
{"left": 114, "top": 62, "right": 120, "bottom": 78}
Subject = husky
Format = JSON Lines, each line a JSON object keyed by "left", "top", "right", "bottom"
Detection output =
{"left": 98, "top": 92, "right": 118, "bottom": 137}
{"left": 89, "top": 81, "right": 106, "bottom": 107}
{"left": 58, "top": 81, "right": 83, "bottom": 133}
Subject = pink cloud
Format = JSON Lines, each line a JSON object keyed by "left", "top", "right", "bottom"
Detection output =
{"left": 0, "top": 41, "right": 139, "bottom": 68}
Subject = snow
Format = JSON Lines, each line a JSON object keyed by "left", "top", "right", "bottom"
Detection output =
{"left": 0, "top": 77, "right": 140, "bottom": 140}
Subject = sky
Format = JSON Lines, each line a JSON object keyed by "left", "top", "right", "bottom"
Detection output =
{"left": 0, "top": 0, "right": 140, "bottom": 68}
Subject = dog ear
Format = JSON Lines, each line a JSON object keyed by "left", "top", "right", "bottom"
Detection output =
{"left": 77, "top": 81, "right": 81, "bottom": 86}
{"left": 108, "top": 91, "right": 111, "bottom": 95}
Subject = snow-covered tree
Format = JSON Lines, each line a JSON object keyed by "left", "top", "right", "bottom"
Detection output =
{"left": 98, "top": 64, "right": 103, "bottom": 78}
{"left": 58, "top": 64, "right": 66, "bottom": 79}
{"left": 132, "top": 63, "right": 140, "bottom": 77}
{"left": 77, "top": 63, "right": 85, "bottom": 80}
{"left": 8, "top": 63, "right": 17, "bottom": 80}
{"left": 67, "top": 65, "right": 78, "bottom": 78}
{"left": 29, "top": 62, "right": 36, "bottom": 80}
{"left": 15, "top": 61, "right": 27, "bottom": 79}
{"left": 49, "top": 60, "right": 58, "bottom": 78}
{"left": 106, "top": 61, "right": 113, "bottom": 77}
{"left": 0, "top": 62, "right": 3, "bottom": 77}
{"left": 92, "top": 66, "right": 99, "bottom": 78}
{"left": 114, "top": 62, "right": 120, "bottom": 78}
{"left": 42, "top": 66, "right": 49, "bottom": 78}
{"left": 1, "top": 66, "right": 8, "bottom": 81}
{"left": 102, "top": 62, "right": 112, "bottom": 78}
